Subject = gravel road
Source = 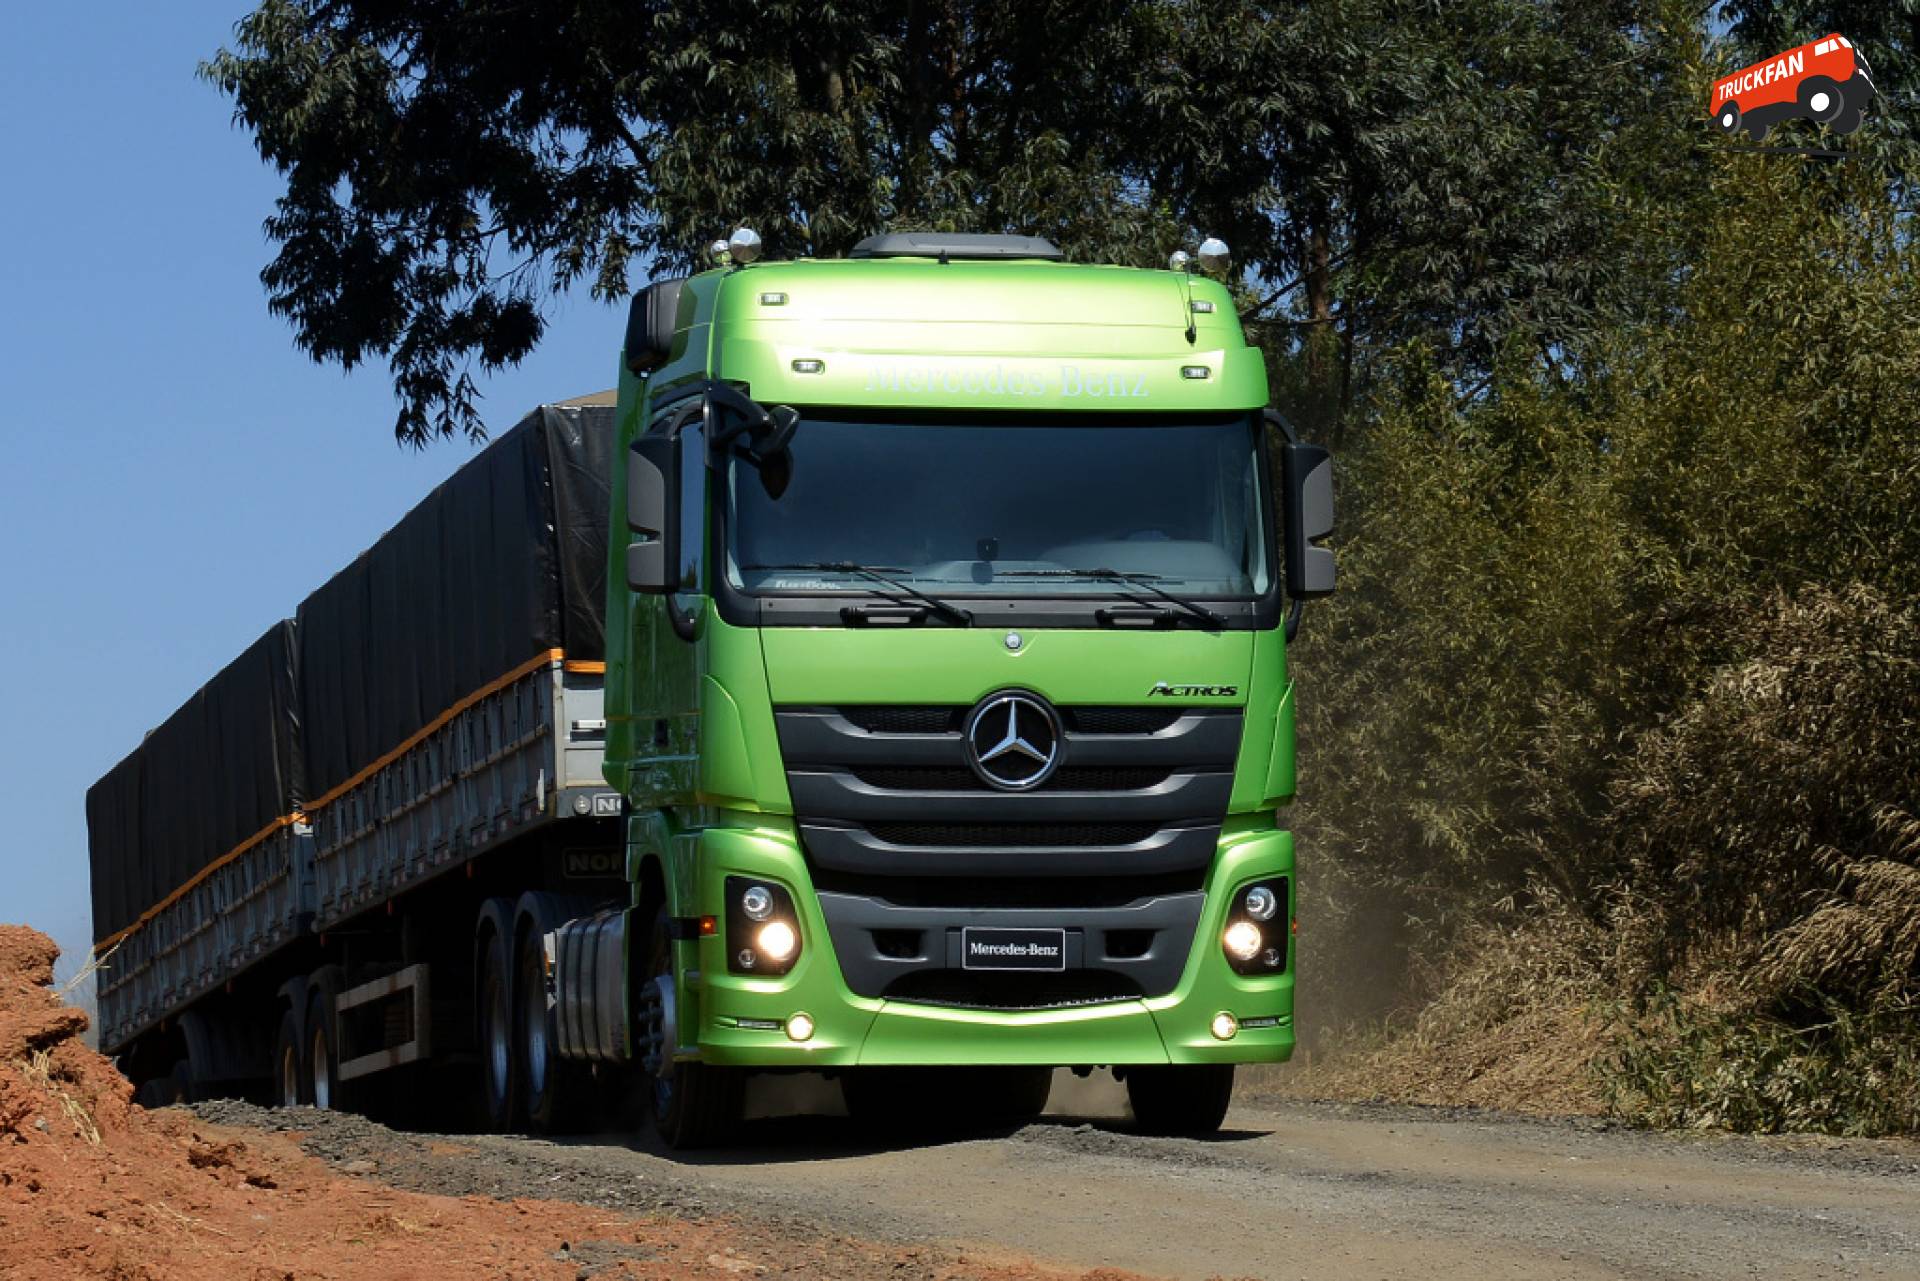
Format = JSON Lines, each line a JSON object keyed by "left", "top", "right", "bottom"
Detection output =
{"left": 196, "top": 1073, "right": 1920, "bottom": 1281}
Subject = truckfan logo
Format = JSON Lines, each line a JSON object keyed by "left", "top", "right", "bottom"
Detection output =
{"left": 964, "top": 691, "right": 1062, "bottom": 791}
{"left": 1712, "top": 34, "right": 1875, "bottom": 142}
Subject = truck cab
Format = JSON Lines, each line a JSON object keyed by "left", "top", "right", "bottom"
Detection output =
{"left": 586, "top": 230, "right": 1334, "bottom": 1145}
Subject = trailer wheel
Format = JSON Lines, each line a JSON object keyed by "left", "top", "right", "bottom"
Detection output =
{"left": 273, "top": 1008, "right": 310, "bottom": 1107}
{"left": 307, "top": 989, "right": 341, "bottom": 1111}
{"left": 163, "top": 1058, "right": 196, "bottom": 1107}
{"left": 479, "top": 927, "right": 519, "bottom": 1131}
{"left": 1125, "top": 1063, "right": 1235, "bottom": 1136}
{"left": 1714, "top": 100, "right": 1741, "bottom": 135}
{"left": 642, "top": 906, "right": 742, "bottom": 1149}
{"left": 1799, "top": 76, "right": 1845, "bottom": 125}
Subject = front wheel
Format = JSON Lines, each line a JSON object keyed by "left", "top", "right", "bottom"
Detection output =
{"left": 1126, "top": 1063, "right": 1235, "bottom": 1136}
{"left": 1714, "top": 99, "right": 1741, "bottom": 136}
{"left": 641, "top": 906, "right": 742, "bottom": 1149}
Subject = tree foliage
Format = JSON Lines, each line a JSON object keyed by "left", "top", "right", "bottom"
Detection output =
{"left": 207, "top": 0, "right": 1681, "bottom": 442}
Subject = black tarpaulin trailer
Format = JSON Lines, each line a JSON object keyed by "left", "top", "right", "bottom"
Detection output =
{"left": 85, "top": 402, "right": 620, "bottom": 1063}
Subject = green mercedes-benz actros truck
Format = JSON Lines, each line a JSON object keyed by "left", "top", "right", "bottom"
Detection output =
{"left": 85, "top": 228, "right": 1331, "bottom": 1148}
{"left": 565, "top": 228, "right": 1335, "bottom": 1144}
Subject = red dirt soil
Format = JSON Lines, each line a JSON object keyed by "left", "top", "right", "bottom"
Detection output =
{"left": 0, "top": 924, "right": 1146, "bottom": 1281}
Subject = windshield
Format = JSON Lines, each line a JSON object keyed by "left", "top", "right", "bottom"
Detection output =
{"left": 725, "top": 414, "right": 1271, "bottom": 597}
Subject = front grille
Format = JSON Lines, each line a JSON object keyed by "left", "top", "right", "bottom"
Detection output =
{"left": 850, "top": 765, "right": 1173, "bottom": 793}
{"left": 776, "top": 701, "right": 1242, "bottom": 883}
{"left": 813, "top": 867, "right": 1205, "bottom": 909}
{"left": 883, "top": 968, "right": 1141, "bottom": 1010}
{"left": 864, "top": 821, "right": 1162, "bottom": 848}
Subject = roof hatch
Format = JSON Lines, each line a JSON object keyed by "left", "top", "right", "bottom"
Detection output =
{"left": 849, "top": 232, "right": 1064, "bottom": 262}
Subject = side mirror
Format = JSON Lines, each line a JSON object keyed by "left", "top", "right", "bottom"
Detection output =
{"left": 626, "top": 435, "right": 678, "bottom": 594}
{"left": 623, "top": 279, "right": 686, "bottom": 376}
{"left": 1281, "top": 442, "right": 1335, "bottom": 598}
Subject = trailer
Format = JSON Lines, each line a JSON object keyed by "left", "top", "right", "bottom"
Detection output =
{"left": 88, "top": 401, "right": 626, "bottom": 1117}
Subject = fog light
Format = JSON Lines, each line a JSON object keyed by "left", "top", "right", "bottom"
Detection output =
{"left": 757, "top": 920, "right": 798, "bottom": 963}
{"left": 1243, "top": 885, "right": 1279, "bottom": 921}
{"left": 741, "top": 885, "right": 775, "bottom": 922}
{"left": 1211, "top": 1012, "right": 1239, "bottom": 1041}
{"left": 786, "top": 1012, "right": 815, "bottom": 1042}
{"left": 736, "top": 948, "right": 757, "bottom": 970}
{"left": 1223, "top": 920, "right": 1263, "bottom": 961}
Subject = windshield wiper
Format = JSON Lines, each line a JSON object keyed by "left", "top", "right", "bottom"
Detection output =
{"left": 737, "top": 561, "right": 974, "bottom": 627}
{"left": 1000, "top": 567, "right": 1227, "bottom": 630}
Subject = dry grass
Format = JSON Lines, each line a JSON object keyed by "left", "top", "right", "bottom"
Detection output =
{"left": 1253, "top": 891, "right": 1613, "bottom": 1117}
{"left": 17, "top": 1049, "right": 102, "bottom": 1146}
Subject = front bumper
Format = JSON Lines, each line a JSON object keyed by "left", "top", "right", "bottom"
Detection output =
{"left": 680, "top": 822, "right": 1295, "bottom": 1068}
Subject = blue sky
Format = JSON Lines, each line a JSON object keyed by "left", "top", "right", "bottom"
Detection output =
{"left": 0, "top": 4, "right": 629, "bottom": 981}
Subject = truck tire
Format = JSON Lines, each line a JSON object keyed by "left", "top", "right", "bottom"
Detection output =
{"left": 479, "top": 927, "right": 519, "bottom": 1131}
{"left": 163, "top": 1058, "right": 195, "bottom": 1106}
{"left": 642, "top": 905, "right": 742, "bottom": 1149}
{"left": 1714, "top": 100, "right": 1741, "bottom": 136}
{"left": 273, "top": 1008, "right": 309, "bottom": 1107}
{"left": 1799, "top": 75, "right": 1845, "bottom": 125}
{"left": 1125, "top": 1063, "right": 1235, "bottom": 1136}
{"left": 307, "top": 988, "right": 342, "bottom": 1111}
{"left": 517, "top": 927, "right": 593, "bottom": 1134}
{"left": 1830, "top": 77, "right": 1869, "bottom": 136}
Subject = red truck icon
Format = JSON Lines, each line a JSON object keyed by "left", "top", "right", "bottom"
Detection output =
{"left": 1711, "top": 34, "right": 1875, "bottom": 142}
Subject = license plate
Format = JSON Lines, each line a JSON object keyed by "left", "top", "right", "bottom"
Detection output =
{"left": 961, "top": 927, "right": 1067, "bottom": 972}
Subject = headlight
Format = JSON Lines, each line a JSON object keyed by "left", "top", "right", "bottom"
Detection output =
{"left": 1223, "top": 920, "right": 1263, "bottom": 961}
{"left": 726, "top": 876, "right": 802, "bottom": 975}
{"left": 1222, "top": 877, "right": 1290, "bottom": 976}
{"left": 756, "top": 920, "right": 798, "bottom": 963}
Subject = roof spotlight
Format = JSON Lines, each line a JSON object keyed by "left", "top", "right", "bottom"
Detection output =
{"left": 728, "top": 227, "right": 763, "bottom": 265}
{"left": 1168, "top": 249, "right": 1192, "bottom": 273}
{"left": 709, "top": 239, "right": 732, "bottom": 266}
{"left": 1197, "top": 237, "right": 1231, "bottom": 276}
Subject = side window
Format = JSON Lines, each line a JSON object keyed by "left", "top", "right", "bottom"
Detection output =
{"left": 676, "top": 419, "right": 706, "bottom": 594}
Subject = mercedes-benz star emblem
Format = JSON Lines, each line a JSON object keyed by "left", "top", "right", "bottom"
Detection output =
{"left": 964, "top": 691, "right": 1062, "bottom": 791}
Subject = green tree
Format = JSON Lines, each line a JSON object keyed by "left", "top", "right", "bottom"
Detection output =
{"left": 206, "top": 0, "right": 1684, "bottom": 443}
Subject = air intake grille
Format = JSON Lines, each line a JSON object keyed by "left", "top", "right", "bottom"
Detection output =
{"left": 839, "top": 706, "right": 961, "bottom": 734}
{"left": 882, "top": 969, "right": 1140, "bottom": 1010}
{"left": 1063, "top": 707, "right": 1182, "bottom": 735}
